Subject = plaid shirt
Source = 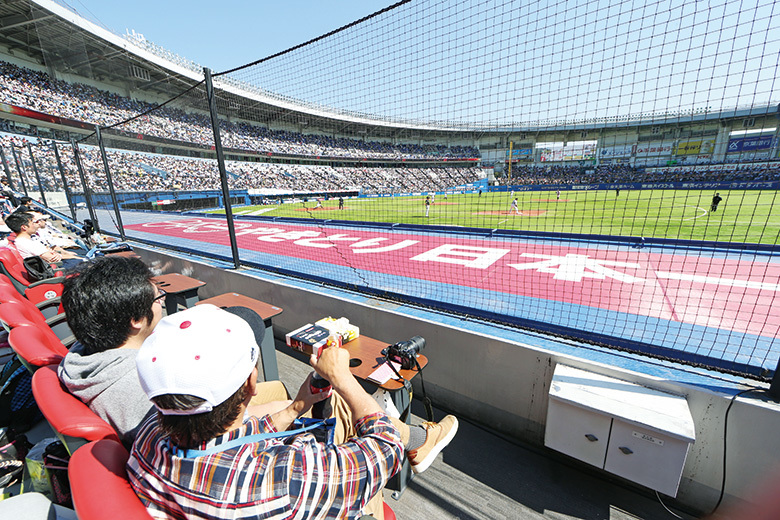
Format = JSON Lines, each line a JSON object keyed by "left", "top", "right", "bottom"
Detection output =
{"left": 127, "top": 412, "right": 402, "bottom": 519}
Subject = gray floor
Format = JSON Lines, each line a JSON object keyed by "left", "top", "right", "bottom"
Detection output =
{"left": 274, "top": 346, "right": 697, "bottom": 520}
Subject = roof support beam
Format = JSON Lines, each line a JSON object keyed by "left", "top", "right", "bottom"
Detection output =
{"left": 0, "top": 13, "right": 53, "bottom": 33}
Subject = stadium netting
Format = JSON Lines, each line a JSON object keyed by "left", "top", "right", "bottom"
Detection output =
{"left": 4, "top": 0, "right": 780, "bottom": 379}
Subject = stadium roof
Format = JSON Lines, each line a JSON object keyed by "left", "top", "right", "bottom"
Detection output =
{"left": 0, "top": 0, "right": 202, "bottom": 94}
{"left": 0, "top": 0, "right": 484, "bottom": 139}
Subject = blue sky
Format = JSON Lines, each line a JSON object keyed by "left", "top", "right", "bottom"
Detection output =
{"left": 62, "top": 0, "right": 387, "bottom": 72}
{"left": 58, "top": 0, "right": 780, "bottom": 126}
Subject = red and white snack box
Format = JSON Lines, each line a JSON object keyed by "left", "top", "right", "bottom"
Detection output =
{"left": 286, "top": 324, "right": 343, "bottom": 356}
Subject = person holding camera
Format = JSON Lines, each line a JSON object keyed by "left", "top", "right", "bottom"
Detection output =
{"left": 128, "top": 305, "right": 458, "bottom": 520}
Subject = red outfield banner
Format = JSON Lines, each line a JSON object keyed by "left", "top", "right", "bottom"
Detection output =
{"left": 0, "top": 102, "right": 94, "bottom": 130}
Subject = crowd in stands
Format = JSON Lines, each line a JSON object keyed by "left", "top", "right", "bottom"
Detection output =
{"left": 4, "top": 133, "right": 780, "bottom": 198}
{"left": 504, "top": 163, "right": 780, "bottom": 185}
{"left": 0, "top": 60, "right": 479, "bottom": 161}
{"left": 2, "top": 61, "right": 779, "bottom": 195}
{"left": 0, "top": 135, "right": 481, "bottom": 194}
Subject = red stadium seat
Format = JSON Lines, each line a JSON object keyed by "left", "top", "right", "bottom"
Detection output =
{"left": 0, "top": 300, "right": 73, "bottom": 347}
{"left": 69, "top": 440, "right": 153, "bottom": 520}
{"left": 0, "top": 276, "right": 63, "bottom": 319}
{"left": 31, "top": 365, "right": 120, "bottom": 454}
{"left": 0, "top": 247, "right": 65, "bottom": 304}
{"left": 8, "top": 324, "right": 68, "bottom": 371}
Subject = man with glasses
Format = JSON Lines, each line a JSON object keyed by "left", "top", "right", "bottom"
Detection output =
{"left": 57, "top": 256, "right": 165, "bottom": 445}
{"left": 57, "top": 256, "right": 290, "bottom": 446}
{"left": 29, "top": 212, "right": 88, "bottom": 254}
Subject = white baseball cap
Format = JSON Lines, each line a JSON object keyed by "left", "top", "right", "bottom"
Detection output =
{"left": 136, "top": 304, "right": 259, "bottom": 415}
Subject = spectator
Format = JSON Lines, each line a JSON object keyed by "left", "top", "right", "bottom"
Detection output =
{"left": 57, "top": 256, "right": 293, "bottom": 448}
{"left": 4, "top": 211, "right": 83, "bottom": 268}
{"left": 29, "top": 212, "right": 87, "bottom": 254}
{"left": 57, "top": 256, "right": 164, "bottom": 445}
{"left": 128, "top": 305, "right": 458, "bottom": 519}
{"left": 15, "top": 196, "right": 34, "bottom": 212}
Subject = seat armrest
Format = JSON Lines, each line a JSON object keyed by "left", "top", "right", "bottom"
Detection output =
{"left": 24, "top": 279, "right": 65, "bottom": 305}
{"left": 44, "top": 313, "right": 74, "bottom": 347}
{"left": 35, "top": 296, "right": 62, "bottom": 319}
{"left": 69, "top": 440, "right": 153, "bottom": 520}
{"left": 27, "top": 276, "right": 66, "bottom": 289}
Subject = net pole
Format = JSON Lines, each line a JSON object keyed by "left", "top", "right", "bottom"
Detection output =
{"left": 26, "top": 143, "right": 48, "bottom": 208}
{"left": 10, "top": 146, "right": 28, "bottom": 197}
{"left": 95, "top": 126, "right": 126, "bottom": 240}
{"left": 508, "top": 141, "right": 513, "bottom": 185}
{"left": 71, "top": 139, "right": 99, "bottom": 230}
{"left": 0, "top": 147, "right": 14, "bottom": 191}
{"left": 52, "top": 141, "right": 77, "bottom": 220}
{"left": 204, "top": 67, "right": 241, "bottom": 270}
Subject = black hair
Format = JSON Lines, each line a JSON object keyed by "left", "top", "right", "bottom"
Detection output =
{"left": 62, "top": 256, "right": 155, "bottom": 355}
{"left": 4, "top": 211, "right": 33, "bottom": 233}
{"left": 152, "top": 384, "right": 250, "bottom": 448}
{"left": 19, "top": 197, "right": 32, "bottom": 205}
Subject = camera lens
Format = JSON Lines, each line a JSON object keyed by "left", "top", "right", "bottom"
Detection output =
{"left": 405, "top": 335, "right": 426, "bottom": 355}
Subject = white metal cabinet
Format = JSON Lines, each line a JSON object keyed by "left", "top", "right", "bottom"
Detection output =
{"left": 545, "top": 399, "right": 611, "bottom": 468}
{"left": 545, "top": 364, "right": 695, "bottom": 497}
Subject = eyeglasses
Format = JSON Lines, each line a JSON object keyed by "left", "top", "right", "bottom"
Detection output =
{"left": 153, "top": 289, "right": 167, "bottom": 304}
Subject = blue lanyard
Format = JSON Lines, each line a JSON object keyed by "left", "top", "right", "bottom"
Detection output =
{"left": 171, "top": 420, "right": 328, "bottom": 458}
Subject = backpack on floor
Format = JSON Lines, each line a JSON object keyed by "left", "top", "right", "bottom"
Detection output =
{"left": 0, "top": 355, "right": 42, "bottom": 432}
{"left": 0, "top": 426, "right": 32, "bottom": 488}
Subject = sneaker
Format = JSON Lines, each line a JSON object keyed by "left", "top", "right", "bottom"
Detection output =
{"left": 407, "top": 415, "right": 459, "bottom": 474}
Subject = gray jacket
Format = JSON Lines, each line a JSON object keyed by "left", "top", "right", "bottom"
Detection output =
{"left": 57, "top": 343, "right": 154, "bottom": 446}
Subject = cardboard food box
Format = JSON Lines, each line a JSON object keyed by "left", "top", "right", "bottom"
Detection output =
{"left": 286, "top": 324, "right": 332, "bottom": 356}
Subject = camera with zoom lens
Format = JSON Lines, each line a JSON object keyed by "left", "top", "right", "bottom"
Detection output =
{"left": 80, "top": 219, "right": 96, "bottom": 239}
{"left": 381, "top": 335, "right": 426, "bottom": 370}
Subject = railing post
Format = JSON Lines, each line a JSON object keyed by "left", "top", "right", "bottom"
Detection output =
{"left": 52, "top": 141, "right": 77, "bottom": 220}
{"left": 0, "top": 147, "right": 14, "bottom": 191}
{"left": 95, "top": 126, "right": 126, "bottom": 240}
{"left": 71, "top": 139, "right": 99, "bottom": 229}
{"left": 10, "top": 146, "right": 28, "bottom": 197}
{"left": 204, "top": 67, "right": 241, "bottom": 269}
{"left": 26, "top": 143, "right": 48, "bottom": 208}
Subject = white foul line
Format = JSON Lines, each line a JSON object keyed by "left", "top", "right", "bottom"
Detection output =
{"left": 655, "top": 271, "right": 780, "bottom": 291}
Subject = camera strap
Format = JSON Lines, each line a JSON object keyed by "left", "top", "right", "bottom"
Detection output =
{"left": 170, "top": 419, "right": 330, "bottom": 459}
{"left": 414, "top": 357, "right": 434, "bottom": 422}
{"left": 385, "top": 356, "right": 434, "bottom": 423}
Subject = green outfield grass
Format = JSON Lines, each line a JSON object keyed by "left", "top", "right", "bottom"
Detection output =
{"left": 211, "top": 189, "right": 780, "bottom": 244}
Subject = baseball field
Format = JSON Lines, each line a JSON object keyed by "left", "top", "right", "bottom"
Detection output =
{"left": 215, "top": 189, "right": 780, "bottom": 245}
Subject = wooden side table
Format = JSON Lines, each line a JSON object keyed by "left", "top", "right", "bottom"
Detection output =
{"left": 339, "top": 335, "right": 427, "bottom": 498}
{"left": 340, "top": 336, "right": 428, "bottom": 392}
{"left": 286, "top": 330, "right": 428, "bottom": 499}
{"left": 196, "top": 293, "right": 283, "bottom": 382}
{"left": 152, "top": 273, "right": 206, "bottom": 315}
